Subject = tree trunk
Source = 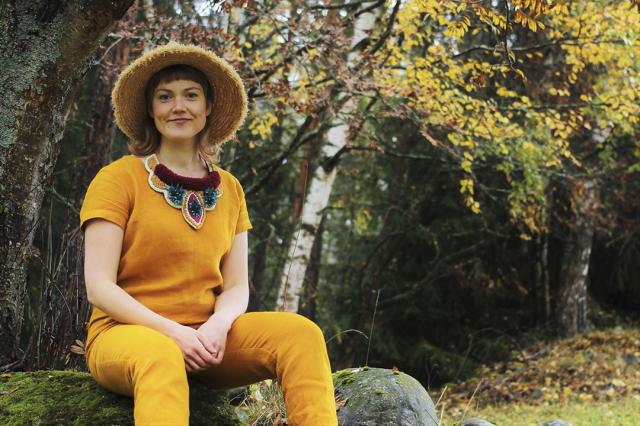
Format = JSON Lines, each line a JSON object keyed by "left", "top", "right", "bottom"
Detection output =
{"left": 248, "top": 236, "right": 268, "bottom": 312}
{"left": 23, "top": 40, "right": 130, "bottom": 370}
{"left": 298, "top": 216, "right": 325, "bottom": 321}
{"left": 554, "top": 127, "right": 610, "bottom": 337}
{"left": 0, "top": 0, "right": 134, "bottom": 369}
{"left": 291, "top": 142, "right": 314, "bottom": 222}
{"left": 541, "top": 232, "right": 551, "bottom": 322}
{"left": 217, "top": 2, "right": 245, "bottom": 167}
{"left": 555, "top": 196, "right": 594, "bottom": 337}
{"left": 533, "top": 222, "right": 551, "bottom": 325}
{"left": 276, "top": 2, "right": 380, "bottom": 312}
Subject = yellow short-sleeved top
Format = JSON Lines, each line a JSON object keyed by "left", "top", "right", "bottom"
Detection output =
{"left": 79, "top": 154, "right": 252, "bottom": 352}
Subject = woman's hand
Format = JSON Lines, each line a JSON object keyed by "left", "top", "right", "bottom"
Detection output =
{"left": 196, "top": 313, "right": 231, "bottom": 365}
{"left": 165, "top": 323, "right": 218, "bottom": 373}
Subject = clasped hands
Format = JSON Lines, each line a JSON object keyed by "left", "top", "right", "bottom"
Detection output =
{"left": 166, "top": 314, "right": 231, "bottom": 374}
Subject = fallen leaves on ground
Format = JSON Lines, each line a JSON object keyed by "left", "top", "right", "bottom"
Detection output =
{"left": 439, "top": 327, "right": 640, "bottom": 417}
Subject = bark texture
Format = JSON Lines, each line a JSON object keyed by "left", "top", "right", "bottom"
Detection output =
{"left": 276, "top": 3, "right": 380, "bottom": 312}
{"left": 555, "top": 127, "right": 611, "bottom": 337}
{"left": 555, "top": 191, "right": 594, "bottom": 337}
{"left": 0, "top": 0, "right": 134, "bottom": 368}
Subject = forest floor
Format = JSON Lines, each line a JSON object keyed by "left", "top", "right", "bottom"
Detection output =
{"left": 436, "top": 326, "right": 640, "bottom": 425}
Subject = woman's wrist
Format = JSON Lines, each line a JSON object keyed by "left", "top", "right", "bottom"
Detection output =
{"left": 155, "top": 316, "right": 182, "bottom": 337}
{"left": 207, "top": 312, "right": 234, "bottom": 331}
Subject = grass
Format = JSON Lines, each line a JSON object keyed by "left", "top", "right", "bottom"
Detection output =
{"left": 438, "top": 395, "right": 640, "bottom": 425}
{"left": 234, "top": 379, "right": 286, "bottom": 426}
{"left": 435, "top": 326, "right": 640, "bottom": 426}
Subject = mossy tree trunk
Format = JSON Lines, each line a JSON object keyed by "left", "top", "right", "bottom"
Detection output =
{"left": 0, "top": 0, "right": 134, "bottom": 369}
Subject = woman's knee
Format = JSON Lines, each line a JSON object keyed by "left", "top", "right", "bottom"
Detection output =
{"left": 134, "top": 327, "right": 184, "bottom": 369}
{"left": 87, "top": 325, "right": 186, "bottom": 396}
{"left": 126, "top": 327, "right": 187, "bottom": 390}
{"left": 279, "top": 313, "right": 326, "bottom": 347}
{"left": 93, "top": 325, "right": 184, "bottom": 370}
{"left": 230, "top": 312, "right": 328, "bottom": 354}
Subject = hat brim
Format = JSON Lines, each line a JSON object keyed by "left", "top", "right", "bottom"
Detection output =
{"left": 112, "top": 42, "right": 248, "bottom": 146}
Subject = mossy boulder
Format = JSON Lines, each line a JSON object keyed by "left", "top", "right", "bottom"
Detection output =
{"left": 333, "top": 367, "right": 438, "bottom": 426}
{"left": 0, "top": 370, "right": 239, "bottom": 425}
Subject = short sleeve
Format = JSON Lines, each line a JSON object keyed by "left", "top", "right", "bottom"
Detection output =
{"left": 79, "top": 165, "right": 132, "bottom": 231}
{"left": 234, "top": 177, "right": 252, "bottom": 235}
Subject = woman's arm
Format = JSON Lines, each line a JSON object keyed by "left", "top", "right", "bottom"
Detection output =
{"left": 84, "top": 219, "right": 177, "bottom": 333}
{"left": 84, "top": 219, "right": 217, "bottom": 370}
{"left": 197, "top": 231, "right": 250, "bottom": 363}
{"left": 211, "top": 231, "right": 250, "bottom": 328}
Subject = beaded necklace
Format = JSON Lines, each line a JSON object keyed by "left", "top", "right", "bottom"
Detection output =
{"left": 144, "top": 153, "right": 223, "bottom": 230}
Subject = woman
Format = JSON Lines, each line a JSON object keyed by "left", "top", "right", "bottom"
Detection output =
{"left": 80, "top": 42, "right": 337, "bottom": 425}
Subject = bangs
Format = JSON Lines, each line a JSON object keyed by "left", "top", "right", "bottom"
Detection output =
{"left": 145, "top": 64, "right": 213, "bottom": 102}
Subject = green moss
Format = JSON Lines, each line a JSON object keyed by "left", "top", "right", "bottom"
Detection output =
{"left": 0, "top": 370, "right": 239, "bottom": 425}
{"left": 373, "top": 389, "right": 384, "bottom": 395}
{"left": 332, "top": 369, "right": 356, "bottom": 387}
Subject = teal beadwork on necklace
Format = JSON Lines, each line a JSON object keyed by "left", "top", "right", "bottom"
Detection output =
{"left": 144, "top": 154, "right": 223, "bottom": 230}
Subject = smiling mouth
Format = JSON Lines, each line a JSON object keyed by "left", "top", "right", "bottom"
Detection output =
{"left": 170, "top": 119, "right": 191, "bottom": 124}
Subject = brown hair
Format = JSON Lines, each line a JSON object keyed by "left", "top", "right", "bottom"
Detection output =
{"left": 127, "top": 64, "right": 221, "bottom": 163}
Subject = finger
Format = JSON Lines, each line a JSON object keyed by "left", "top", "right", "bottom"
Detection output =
{"left": 195, "top": 332, "right": 217, "bottom": 355}
{"left": 186, "top": 358, "right": 199, "bottom": 372}
{"left": 214, "top": 348, "right": 224, "bottom": 363}
{"left": 193, "top": 344, "right": 217, "bottom": 366}
{"left": 190, "top": 336, "right": 215, "bottom": 364}
{"left": 196, "top": 347, "right": 216, "bottom": 365}
{"left": 189, "top": 352, "right": 210, "bottom": 369}
{"left": 185, "top": 345, "right": 208, "bottom": 368}
{"left": 190, "top": 356, "right": 209, "bottom": 371}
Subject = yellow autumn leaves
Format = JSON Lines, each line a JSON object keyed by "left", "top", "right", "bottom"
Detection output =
{"left": 233, "top": 0, "right": 638, "bottom": 236}
{"left": 372, "top": 0, "right": 639, "bottom": 235}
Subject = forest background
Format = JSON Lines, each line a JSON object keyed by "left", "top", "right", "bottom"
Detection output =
{"left": 1, "top": 0, "right": 640, "bottom": 408}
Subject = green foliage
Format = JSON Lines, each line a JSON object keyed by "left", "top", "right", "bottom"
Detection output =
{"left": 318, "top": 117, "right": 540, "bottom": 386}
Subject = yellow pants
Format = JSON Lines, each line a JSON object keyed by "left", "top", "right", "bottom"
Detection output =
{"left": 85, "top": 312, "right": 338, "bottom": 425}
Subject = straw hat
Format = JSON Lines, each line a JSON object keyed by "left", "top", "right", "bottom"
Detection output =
{"left": 112, "top": 41, "right": 248, "bottom": 146}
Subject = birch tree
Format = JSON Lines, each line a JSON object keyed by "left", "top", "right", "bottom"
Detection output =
{"left": 277, "top": 2, "right": 381, "bottom": 312}
{"left": 555, "top": 126, "right": 612, "bottom": 337}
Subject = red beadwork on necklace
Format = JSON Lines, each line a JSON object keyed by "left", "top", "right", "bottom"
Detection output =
{"left": 154, "top": 163, "right": 221, "bottom": 191}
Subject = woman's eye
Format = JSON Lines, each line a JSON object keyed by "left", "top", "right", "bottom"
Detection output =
{"left": 187, "top": 92, "right": 198, "bottom": 98}
{"left": 158, "top": 94, "right": 170, "bottom": 101}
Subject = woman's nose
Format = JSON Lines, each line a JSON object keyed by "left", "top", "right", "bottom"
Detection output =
{"left": 172, "top": 97, "right": 187, "bottom": 111}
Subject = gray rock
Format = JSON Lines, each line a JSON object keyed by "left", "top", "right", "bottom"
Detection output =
{"left": 538, "top": 420, "right": 573, "bottom": 426}
{"left": 459, "top": 418, "right": 497, "bottom": 426}
{"left": 333, "top": 367, "right": 438, "bottom": 426}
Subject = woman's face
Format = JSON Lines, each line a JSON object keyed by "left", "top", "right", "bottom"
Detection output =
{"left": 149, "top": 79, "right": 212, "bottom": 146}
